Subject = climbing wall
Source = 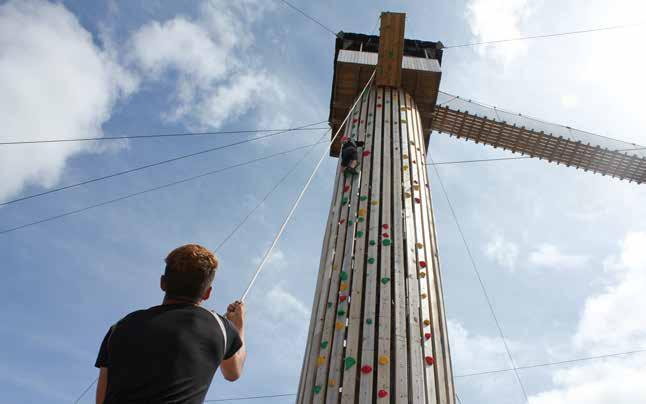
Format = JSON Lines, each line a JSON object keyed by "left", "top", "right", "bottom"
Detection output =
{"left": 297, "top": 86, "right": 455, "bottom": 404}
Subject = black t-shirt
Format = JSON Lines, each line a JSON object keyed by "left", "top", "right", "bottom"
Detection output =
{"left": 95, "top": 304, "right": 243, "bottom": 404}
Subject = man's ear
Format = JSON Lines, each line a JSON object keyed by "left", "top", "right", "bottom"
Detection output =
{"left": 202, "top": 286, "right": 212, "bottom": 301}
{"left": 160, "top": 275, "right": 167, "bottom": 292}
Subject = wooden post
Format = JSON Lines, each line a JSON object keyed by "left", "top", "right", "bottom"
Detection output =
{"left": 376, "top": 12, "right": 405, "bottom": 88}
{"left": 297, "top": 87, "right": 455, "bottom": 403}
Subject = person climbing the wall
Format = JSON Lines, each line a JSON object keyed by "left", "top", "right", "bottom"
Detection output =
{"left": 340, "top": 138, "right": 365, "bottom": 176}
{"left": 94, "top": 244, "right": 246, "bottom": 404}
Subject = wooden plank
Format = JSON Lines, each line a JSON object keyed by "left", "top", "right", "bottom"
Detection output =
{"left": 298, "top": 159, "right": 344, "bottom": 402}
{"left": 376, "top": 12, "right": 406, "bottom": 87}
{"left": 411, "top": 97, "right": 451, "bottom": 403}
{"left": 338, "top": 86, "right": 373, "bottom": 403}
{"left": 404, "top": 92, "right": 438, "bottom": 402}
{"left": 400, "top": 89, "right": 425, "bottom": 403}
{"left": 325, "top": 89, "right": 370, "bottom": 404}
{"left": 377, "top": 87, "right": 393, "bottom": 399}
{"left": 311, "top": 121, "right": 356, "bottom": 403}
{"left": 391, "top": 88, "right": 409, "bottom": 403}
{"left": 358, "top": 86, "right": 384, "bottom": 402}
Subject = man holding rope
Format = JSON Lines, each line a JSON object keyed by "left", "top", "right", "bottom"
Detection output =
{"left": 95, "top": 244, "right": 246, "bottom": 404}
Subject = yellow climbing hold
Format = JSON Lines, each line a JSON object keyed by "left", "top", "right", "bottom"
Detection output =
{"left": 335, "top": 321, "right": 345, "bottom": 330}
{"left": 416, "top": 242, "right": 424, "bottom": 249}
{"left": 421, "top": 293, "right": 427, "bottom": 299}
{"left": 378, "top": 356, "right": 389, "bottom": 365}
{"left": 403, "top": 165, "right": 409, "bottom": 171}
{"left": 413, "top": 185, "right": 420, "bottom": 191}
{"left": 419, "top": 272, "right": 426, "bottom": 278}
{"left": 339, "top": 282, "right": 348, "bottom": 291}
{"left": 317, "top": 356, "right": 326, "bottom": 366}
{"left": 404, "top": 192, "right": 411, "bottom": 198}
{"left": 403, "top": 154, "right": 409, "bottom": 159}
{"left": 371, "top": 200, "right": 379, "bottom": 206}
{"left": 358, "top": 208, "right": 367, "bottom": 217}
{"left": 424, "top": 319, "right": 431, "bottom": 326}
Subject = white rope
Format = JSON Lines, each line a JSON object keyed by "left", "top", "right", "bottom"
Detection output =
{"left": 240, "top": 70, "right": 376, "bottom": 301}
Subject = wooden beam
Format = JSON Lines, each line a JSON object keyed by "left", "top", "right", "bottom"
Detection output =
{"left": 376, "top": 12, "right": 405, "bottom": 87}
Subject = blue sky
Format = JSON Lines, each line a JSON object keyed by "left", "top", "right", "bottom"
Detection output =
{"left": 1, "top": 0, "right": 646, "bottom": 403}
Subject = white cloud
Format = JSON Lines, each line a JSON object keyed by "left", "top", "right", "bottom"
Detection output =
{"left": 560, "top": 94, "right": 579, "bottom": 109}
{"left": 265, "top": 284, "right": 309, "bottom": 321}
{"left": 128, "top": 0, "right": 283, "bottom": 129}
{"left": 528, "top": 232, "right": 646, "bottom": 403}
{"left": 484, "top": 234, "right": 519, "bottom": 270}
{"left": 0, "top": 0, "right": 136, "bottom": 201}
{"left": 465, "top": 0, "right": 534, "bottom": 65}
{"left": 528, "top": 244, "right": 588, "bottom": 270}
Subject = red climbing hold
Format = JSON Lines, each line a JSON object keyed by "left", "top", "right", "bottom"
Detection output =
{"left": 378, "top": 390, "right": 388, "bottom": 398}
{"left": 382, "top": 224, "right": 389, "bottom": 230}
{"left": 382, "top": 233, "right": 389, "bottom": 238}
{"left": 425, "top": 356, "right": 435, "bottom": 366}
{"left": 339, "top": 219, "right": 346, "bottom": 224}
{"left": 425, "top": 332, "right": 432, "bottom": 340}
{"left": 376, "top": 104, "right": 382, "bottom": 108}
{"left": 415, "top": 197, "right": 421, "bottom": 203}
{"left": 362, "top": 150, "right": 371, "bottom": 157}
{"left": 343, "top": 185, "right": 350, "bottom": 193}
{"left": 361, "top": 365, "right": 372, "bottom": 374}
{"left": 352, "top": 118, "right": 358, "bottom": 124}
{"left": 419, "top": 261, "right": 427, "bottom": 268}
{"left": 339, "top": 295, "right": 347, "bottom": 302}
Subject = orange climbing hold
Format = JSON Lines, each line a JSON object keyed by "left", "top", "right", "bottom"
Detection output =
{"left": 423, "top": 319, "right": 431, "bottom": 326}
{"left": 378, "top": 356, "right": 389, "bottom": 365}
{"left": 317, "top": 356, "right": 325, "bottom": 366}
{"left": 339, "top": 282, "right": 348, "bottom": 291}
{"left": 358, "top": 208, "right": 367, "bottom": 217}
{"left": 416, "top": 242, "right": 424, "bottom": 248}
{"left": 335, "top": 321, "right": 344, "bottom": 330}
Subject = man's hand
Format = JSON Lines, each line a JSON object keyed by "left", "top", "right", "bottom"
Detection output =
{"left": 226, "top": 301, "right": 245, "bottom": 332}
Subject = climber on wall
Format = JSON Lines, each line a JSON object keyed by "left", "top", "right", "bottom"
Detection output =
{"left": 94, "top": 244, "right": 246, "bottom": 404}
{"left": 340, "top": 138, "right": 365, "bottom": 176}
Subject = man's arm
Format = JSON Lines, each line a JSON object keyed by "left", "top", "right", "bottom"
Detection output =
{"left": 219, "top": 301, "right": 246, "bottom": 382}
{"left": 96, "top": 367, "right": 108, "bottom": 404}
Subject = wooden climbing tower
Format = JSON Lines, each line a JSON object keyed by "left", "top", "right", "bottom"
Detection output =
{"left": 297, "top": 13, "right": 454, "bottom": 403}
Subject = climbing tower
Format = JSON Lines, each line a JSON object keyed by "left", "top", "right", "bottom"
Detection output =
{"left": 297, "top": 13, "right": 455, "bottom": 403}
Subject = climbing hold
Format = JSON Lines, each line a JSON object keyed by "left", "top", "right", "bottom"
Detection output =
{"left": 356, "top": 231, "right": 364, "bottom": 238}
{"left": 413, "top": 185, "right": 420, "bottom": 191}
{"left": 369, "top": 240, "right": 376, "bottom": 246}
{"left": 339, "top": 219, "right": 346, "bottom": 225}
{"left": 377, "top": 104, "right": 382, "bottom": 108}
{"left": 382, "top": 239, "right": 392, "bottom": 246}
{"left": 425, "top": 332, "right": 432, "bottom": 340}
{"left": 360, "top": 195, "right": 368, "bottom": 201}
{"left": 337, "top": 309, "right": 346, "bottom": 316}
{"left": 367, "top": 257, "right": 376, "bottom": 264}
{"left": 416, "top": 242, "right": 424, "bottom": 249}
{"left": 317, "top": 356, "right": 325, "bottom": 366}
{"left": 321, "top": 341, "right": 329, "bottom": 349}
{"left": 413, "top": 160, "right": 417, "bottom": 164}
{"left": 420, "top": 293, "right": 427, "bottom": 299}
{"left": 425, "top": 356, "right": 435, "bottom": 366}
{"left": 382, "top": 233, "right": 389, "bottom": 238}
{"left": 404, "top": 192, "right": 412, "bottom": 198}
{"left": 339, "top": 295, "right": 347, "bottom": 302}
{"left": 403, "top": 154, "right": 409, "bottom": 159}
{"left": 381, "top": 277, "right": 391, "bottom": 284}
{"left": 344, "top": 357, "right": 357, "bottom": 370}
{"left": 382, "top": 224, "right": 389, "bottom": 229}
{"left": 343, "top": 185, "right": 350, "bottom": 192}
{"left": 313, "top": 385, "right": 322, "bottom": 394}
{"left": 340, "top": 271, "right": 348, "bottom": 281}
{"left": 378, "top": 356, "right": 389, "bottom": 365}
{"left": 352, "top": 118, "right": 358, "bottom": 124}
{"left": 371, "top": 200, "right": 379, "bottom": 206}
{"left": 328, "top": 379, "right": 336, "bottom": 387}
{"left": 419, "top": 272, "right": 426, "bottom": 278}
{"left": 348, "top": 219, "right": 354, "bottom": 225}
{"left": 415, "top": 197, "right": 421, "bottom": 203}
{"left": 339, "top": 282, "right": 348, "bottom": 291}
{"left": 361, "top": 365, "right": 373, "bottom": 374}
{"left": 403, "top": 165, "right": 409, "bottom": 171}
{"left": 335, "top": 321, "right": 344, "bottom": 330}
{"left": 358, "top": 208, "right": 367, "bottom": 216}
{"left": 357, "top": 217, "right": 365, "bottom": 222}
{"left": 341, "top": 197, "right": 349, "bottom": 204}
{"left": 366, "top": 318, "right": 373, "bottom": 324}
{"left": 362, "top": 150, "right": 371, "bottom": 157}
{"left": 419, "top": 261, "right": 427, "bottom": 268}
{"left": 423, "top": 319, "right": 431, "bottom": 326}
{"left": 378, "top": 390, "right": 388, "bottom": 398}
{"left": 327, "top": 302, "right": 333, "bottom": 308}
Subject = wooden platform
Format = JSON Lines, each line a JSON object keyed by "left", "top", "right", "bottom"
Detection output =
{"left": 432, "top": 106, "right": 646, "bottom": 183}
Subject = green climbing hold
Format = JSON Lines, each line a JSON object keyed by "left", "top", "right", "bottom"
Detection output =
{"left": 341, "top": 197, "right": 348, "bottom": 204}
{"left": 327, "top": 302, "right": 332, "bottom": 308}
{"left": 367, "top": 257, "right": 376, "bottom": 264}
{"left": 344, "top": 357, "right": 357, "bottom": 370}
{"left": 340, "top": 271, "right": 348, "bottom": 281}
{"left": 337, "top": 309, "right": 346, "bottom": 316}
{"left": 313, "top": 385, "right": 322, "bottom": 394}
{"left": 366, "top": 318, "right": 373, "bottom": 324}
{"left": 369, "top": 240, "right": 376, "bottom": 246}
{"left": 382, "top": 239, "right": 392, "bottom": 246}
{"left": 381, "top": 277, "right": 391, "bottom": 284}
{"left": 321, "top": 341, "right": 329, "bottom": 349}
{"left": 360, "top": 195, "right": 368, "bottom": 201}
{"left": 357, "top": 217, "right": 365, "bottom": 222}
{"left": 356, "top": 231, "right": 364, "bottom": 238}
{"left": 348, "top": 219, "right": 354, "bottom": 225}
